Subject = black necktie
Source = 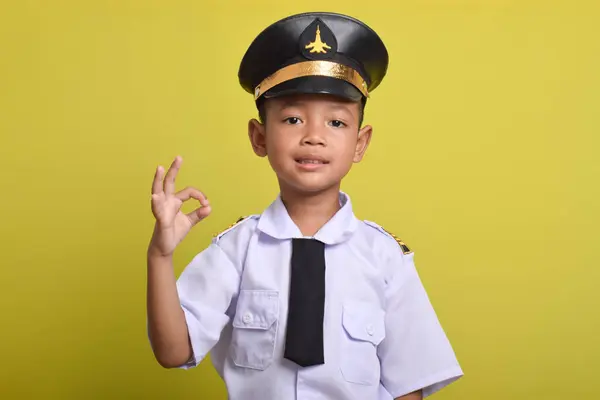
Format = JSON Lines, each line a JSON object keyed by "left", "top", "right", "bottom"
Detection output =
{"left": 284, "top": 238, "right": 326, "bottom": 367}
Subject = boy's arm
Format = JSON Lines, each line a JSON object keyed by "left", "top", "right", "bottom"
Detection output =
{"left": 147, "top": 251, "right": 192, "bottom": 368}
{"left": 378, "top": 245, "right": 463, "bottom": 397}
{"left": 396, "top": 390, "right": 423, "bottom": 400}
{"left": 146, "top": 156, "right": 213, "bottom": 368}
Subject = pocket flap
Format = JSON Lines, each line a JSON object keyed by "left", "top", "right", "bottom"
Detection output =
{"left": 233, "top": 290, "right": 279, "bottom": 330}
{"left": 342, "top": 302, "right": 386, "bottom": 345}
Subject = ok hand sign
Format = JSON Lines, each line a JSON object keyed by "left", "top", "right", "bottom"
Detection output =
{"left": 149, "top": 156, "right": 211, "bottom": 257}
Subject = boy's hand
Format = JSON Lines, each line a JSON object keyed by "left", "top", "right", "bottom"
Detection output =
{"left": 148, "top": 156, "right": 211, "bottom": 258}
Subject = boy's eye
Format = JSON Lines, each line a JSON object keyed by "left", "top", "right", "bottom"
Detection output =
{"left": 329, "top": 120, "right": 346, "bottom": 128}
{"left": 284, "top": 117, "right": 302, "bottom": 125}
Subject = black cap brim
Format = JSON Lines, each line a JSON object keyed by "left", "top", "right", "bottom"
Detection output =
{"left": 263, "top": 76, "right": 363, "bottom": 102}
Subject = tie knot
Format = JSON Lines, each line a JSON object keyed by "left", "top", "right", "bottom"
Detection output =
{"left": 293, "top": 237, "right": 324, "bottom": 247}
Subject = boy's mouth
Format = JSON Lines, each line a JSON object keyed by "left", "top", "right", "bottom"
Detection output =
{"left": 295, "top": 156, "right": 329, "bottom": 165}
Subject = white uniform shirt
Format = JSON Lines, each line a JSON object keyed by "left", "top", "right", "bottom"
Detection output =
{"left": 174, "top": 192, "right": 463, "bottom": 399}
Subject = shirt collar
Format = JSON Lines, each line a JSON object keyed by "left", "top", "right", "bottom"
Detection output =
{"left": 256, "top": 191, "right": 359, "bottom": 245}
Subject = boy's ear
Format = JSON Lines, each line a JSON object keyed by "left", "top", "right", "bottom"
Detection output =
{"left": 353, "top": 124, "right": 373, "bottom": 163}
{"left": 248, "top": 119, "right": 267, "bottom": 157}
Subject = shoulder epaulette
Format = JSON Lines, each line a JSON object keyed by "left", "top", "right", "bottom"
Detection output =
{"left": 213, "top": 216, "right": 252, "bottom": 240}
{"left": 363, "top": 220, "right": 413, "bottom": 255}
{"left": 381, "top": 227, "right": 412, "bottom": 255}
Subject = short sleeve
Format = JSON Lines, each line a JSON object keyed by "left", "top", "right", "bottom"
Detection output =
{"left": 378, "top": 250, "right": 463, "bottom": 398}
{"left": 174, "top": 242, "right": 242, "bottom": 369}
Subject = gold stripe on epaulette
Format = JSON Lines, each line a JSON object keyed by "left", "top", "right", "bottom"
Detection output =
{"left": 381, "top": 227, "right": 412, "bottom": 255}
{"left": 213, "top": 216, "right": 247, "bottom": 238}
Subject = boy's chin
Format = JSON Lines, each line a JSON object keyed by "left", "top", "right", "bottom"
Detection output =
{"left": 279, "top": 177, "right": 341, "bottom": 196}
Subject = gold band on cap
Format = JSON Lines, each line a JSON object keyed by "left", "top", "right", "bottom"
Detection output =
{"left": 253, "top": 60, "right": 368, "bottom": 100}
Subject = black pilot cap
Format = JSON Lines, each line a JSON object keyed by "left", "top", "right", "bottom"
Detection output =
{"left": 238, "top": 12, "right": 389, "bottom": 103}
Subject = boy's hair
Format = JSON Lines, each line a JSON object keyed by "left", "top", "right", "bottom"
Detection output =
{"left": 257, "top": 98, "right": 368, "bottom": 128}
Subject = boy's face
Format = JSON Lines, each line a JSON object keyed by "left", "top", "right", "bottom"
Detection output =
{"left": 248, "top": 94, "right": 373, "bottom": 195}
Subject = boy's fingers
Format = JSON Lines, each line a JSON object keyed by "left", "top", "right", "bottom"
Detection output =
{"left": 175, "top": 187, "right": 209, "bottom": 206}
{"left": 152, "top": 166, "right": 164, "bottom": 195}
{"left": 187, "top": 205, "right": 211, "bottom": 226}
{"left": 163, "top": 156, "right": 182, "bottom": 195}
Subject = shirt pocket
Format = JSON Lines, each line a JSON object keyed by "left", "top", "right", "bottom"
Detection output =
{"left": 230, "top": 289, "right": 279, "bottom": 370}
{"left": 340, "top": 301, "right": 386, "bottom": 386}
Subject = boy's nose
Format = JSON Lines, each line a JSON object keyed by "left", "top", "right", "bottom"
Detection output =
{"left": 301, "top": 125, "right": 326, "bottom": 146}
{"left": 302, "top": 134, "right": 326, "bottom": 146}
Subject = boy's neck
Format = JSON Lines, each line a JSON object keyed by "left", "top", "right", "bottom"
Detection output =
{"left": 280, "top": 185, "right": 341, "bottom": 237}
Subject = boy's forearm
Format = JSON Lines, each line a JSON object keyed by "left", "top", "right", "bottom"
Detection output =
{"left": 396, "top": 390, "right": 423, "bottom": 400}
{"left": 146, "top": 252, "right": 192, "bottom": 368}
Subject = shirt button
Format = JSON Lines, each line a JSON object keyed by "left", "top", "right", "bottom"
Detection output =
{"left": 366, "top": 324, "right": 374, "bottom": 336}
{"left": 242, "top": 312, "right": 253, "bottom": 324}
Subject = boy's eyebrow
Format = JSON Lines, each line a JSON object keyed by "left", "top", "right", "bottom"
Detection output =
{"left": 278, "top": 100, "right": 356, "bottom": 116}
{"left": 278, "top": 99, "right": 305, "bottom": 110}
{"left": 328, "top": 103, "right": 356, "bottom": 115}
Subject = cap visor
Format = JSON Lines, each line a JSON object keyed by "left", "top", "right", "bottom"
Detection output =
{"left": 263, "top": 76, "right": 364, "bottom": 102}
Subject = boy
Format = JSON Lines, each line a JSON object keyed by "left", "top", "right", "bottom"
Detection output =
{"left": 147, "top": 12, "right": 463, "bottom": 400}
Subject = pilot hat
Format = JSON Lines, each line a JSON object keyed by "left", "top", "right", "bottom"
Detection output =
{"left": 238, "top": 12, "right": 389, "bottom": 103}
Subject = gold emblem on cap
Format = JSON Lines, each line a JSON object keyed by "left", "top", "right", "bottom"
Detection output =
{"left": 305, "top": 25, "right": 331, "bottom": 54}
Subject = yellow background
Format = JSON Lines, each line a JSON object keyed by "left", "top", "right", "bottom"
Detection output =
{"left": 1, "top": 1, "right": 598, "bottom": 399}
